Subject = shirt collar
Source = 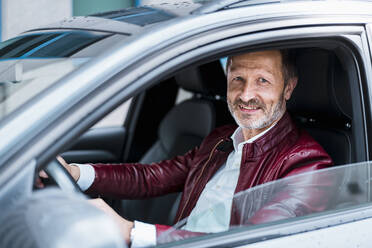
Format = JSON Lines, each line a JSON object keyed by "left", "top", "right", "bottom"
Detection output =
{"left": 231, "top": 122, "right": 277, "bottom": 152}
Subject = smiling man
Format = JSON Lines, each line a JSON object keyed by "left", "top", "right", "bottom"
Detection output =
{"left": 51, "top": 49, "right": 333, "bottom": 247}
{"left": 227, "top": 50, "right": 296, "bottom": 139}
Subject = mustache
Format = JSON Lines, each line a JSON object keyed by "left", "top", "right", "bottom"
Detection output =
{"left": 233, "top": 98, "right": 266, "bottom": 110}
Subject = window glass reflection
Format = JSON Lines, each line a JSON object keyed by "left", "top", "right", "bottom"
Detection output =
{"left": 159, "top": 162, "right": 372, "bottom": 244}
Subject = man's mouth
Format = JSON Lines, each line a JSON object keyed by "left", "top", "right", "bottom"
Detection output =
{"left": 238, "top": 104, "right": 261, "bottom": 112}
{"left": 239, "top": 104, "right": 260, "bottom": 110}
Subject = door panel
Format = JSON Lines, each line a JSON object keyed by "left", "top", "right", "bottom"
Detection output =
{"left": 61, "top": 126, "right": 126, "bottom": 163}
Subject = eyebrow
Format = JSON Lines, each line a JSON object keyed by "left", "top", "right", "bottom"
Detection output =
{"left": 229, "top": 63, "right": 276, "bottom": 76}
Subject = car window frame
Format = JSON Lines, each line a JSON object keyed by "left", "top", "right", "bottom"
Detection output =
{"left": 363, "top": 23, "right": 372, "bottom": 162}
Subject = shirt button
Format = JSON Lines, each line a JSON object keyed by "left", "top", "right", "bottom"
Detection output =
{"left": 216, "top": 185, "right": 221, "bottom": 189}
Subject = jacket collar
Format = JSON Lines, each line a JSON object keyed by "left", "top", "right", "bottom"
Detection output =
{"left": 216, "top": 112, "right": 297, "bottom": 158}
{"left": 231, "top": 121, "right": 278, "bottom": 152}
{"left": 243, "top": 112, "right": 296, "bottom": 158}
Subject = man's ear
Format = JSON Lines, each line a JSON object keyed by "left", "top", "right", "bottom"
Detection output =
{"left": 284, "top": 77, "right": 298, "bottom": 101}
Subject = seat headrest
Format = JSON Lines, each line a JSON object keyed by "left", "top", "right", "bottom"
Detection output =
{"left": 287, "top": 48, "right": 352, "bottom": 122}
{"left": 159, "top": 99, "right": 215, "bottom": 155}
{"left": 175, "top": 60, "right": 227, "bottom": 97}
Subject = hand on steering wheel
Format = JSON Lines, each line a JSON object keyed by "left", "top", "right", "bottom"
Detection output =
{"left": 37, "top": 156, "right": 82, "bottom": 194}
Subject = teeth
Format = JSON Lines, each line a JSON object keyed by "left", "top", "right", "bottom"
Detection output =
{"left": 240, "top": 105, "right": 258, "bottom": 110}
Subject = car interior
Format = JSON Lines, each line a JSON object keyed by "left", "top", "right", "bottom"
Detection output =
{"left": 60, "top": 45, "right": 367, "bottom": 226}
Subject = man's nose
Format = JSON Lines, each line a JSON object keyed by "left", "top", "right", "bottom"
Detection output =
{"left": 239, "top": 80, "right": 258, "bottom": 102}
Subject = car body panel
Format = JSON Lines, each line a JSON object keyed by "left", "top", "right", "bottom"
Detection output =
{"left": 244, "top": 217, "right": 372, "bottom": 248}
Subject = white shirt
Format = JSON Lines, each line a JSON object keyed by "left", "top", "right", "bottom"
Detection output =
{"left": 183, "top": 125, "right": 272, "bottom": 233}
{"left": 76, "top": 125, "right": 275, "bottom": 247}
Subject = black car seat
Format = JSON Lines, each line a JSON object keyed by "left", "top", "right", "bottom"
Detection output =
{"left": 288, "top": 48, "right": 366, "bottom": 209}
{"left": 287, "top": 48, "right": 356, "bottom": 166}
{"left": 120, "top": 60, "right": 233, "bottom": 225}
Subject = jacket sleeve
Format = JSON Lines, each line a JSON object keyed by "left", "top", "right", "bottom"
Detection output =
{"left": 246, "top": 147, "right": 334, "bottom": 225}
{"left": 85, "top": 148, "right": 198, "bottom": 199}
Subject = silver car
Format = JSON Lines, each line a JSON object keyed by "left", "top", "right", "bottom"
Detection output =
{"left": 0, "top": 0, "right": 372, "bottom": 247}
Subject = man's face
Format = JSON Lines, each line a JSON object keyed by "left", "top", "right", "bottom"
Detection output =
{"left": 227, "top": 50, "right": 297, "bottom": 134}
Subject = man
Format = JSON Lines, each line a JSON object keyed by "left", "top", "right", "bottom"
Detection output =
{"left": 50, "top": 50, "right": 333, "bottom": 246}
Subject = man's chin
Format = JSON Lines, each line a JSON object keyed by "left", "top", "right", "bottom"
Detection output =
{"left": 236, "top": 113, "right": 264, "bottom": 124}
{"left": 236, "top": 119, "right": 267, "bottom": 130}
{"left": 239, "top": 112, "right": 285, "bottom": 130}
{"left": 235, "top": 114, "right": 277, "bottom": 130}
{"left": 239, "top": 123, "right": 267, "bottom": 130}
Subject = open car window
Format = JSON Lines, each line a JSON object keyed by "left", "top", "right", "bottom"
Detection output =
{"left": 159, "top": 161, "right": 372, "bottom": 244}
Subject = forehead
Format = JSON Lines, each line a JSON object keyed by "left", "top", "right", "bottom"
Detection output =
{"left": 229, "top": 50, "right": 283, "bottom": 74}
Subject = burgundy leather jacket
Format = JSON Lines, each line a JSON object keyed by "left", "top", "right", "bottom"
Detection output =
{"left": 86, "top": 112, "right": 333, "bottom": 241}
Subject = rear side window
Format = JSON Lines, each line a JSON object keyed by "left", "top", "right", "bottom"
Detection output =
{"left": 91, "top": 7, "right": 175, "bottom": 27}
{"left": 0, "top": 31, "right": 110, "bottom": 60}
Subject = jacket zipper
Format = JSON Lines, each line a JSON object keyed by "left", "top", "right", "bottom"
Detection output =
{"left": 176, "top": 139, "right": 225, "bottom": 223}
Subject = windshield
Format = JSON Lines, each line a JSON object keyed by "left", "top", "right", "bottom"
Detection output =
{"left": 159, "top": 162, "right": 372, "bottom": 245}
{"left": 0, "top": 30, "right": 114, "bottom": 123}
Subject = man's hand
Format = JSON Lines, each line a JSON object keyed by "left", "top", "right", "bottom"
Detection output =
{"left": 36, "top": 156, "right": 81, "bottom": 188}
{"left": 89, "top": 198, "right": 134, "bottom": 244}
{"left": 56, "top": 155, "right": 80, "bottom": 181}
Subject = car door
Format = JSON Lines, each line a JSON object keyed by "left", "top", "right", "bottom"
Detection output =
{"left": 60, "top": 100, "right": 131, "bottom": 164}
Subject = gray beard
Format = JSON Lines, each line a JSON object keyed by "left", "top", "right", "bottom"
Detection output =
{"left": 228, "top": 93, "right": 285, "bottom": 130}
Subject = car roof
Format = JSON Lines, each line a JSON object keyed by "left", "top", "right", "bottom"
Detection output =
{"left": 26, "top": 2, "right": 204, "bottom": 35}
{"left": 24, "top": 0, "right": 372, "bottom": 36}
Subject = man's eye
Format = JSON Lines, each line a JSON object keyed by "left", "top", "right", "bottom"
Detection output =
{"left": 233, "top": 76, "right": 244, "bottom": 82}
{"left": 258, "top": 77, "right": 269, "bottom": 83}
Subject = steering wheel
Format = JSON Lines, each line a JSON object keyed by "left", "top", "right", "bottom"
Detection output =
{"left": 44, "top": 159, "right": 83, "bottom": 194}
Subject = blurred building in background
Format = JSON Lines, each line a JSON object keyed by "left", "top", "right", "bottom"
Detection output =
{"left": 73, "top": 0, "right": 133, "bottom": 16}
